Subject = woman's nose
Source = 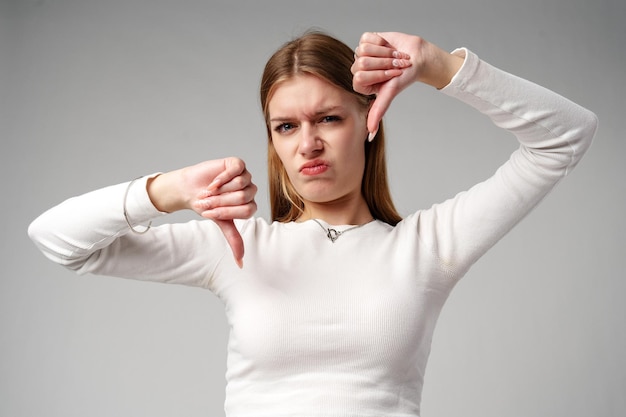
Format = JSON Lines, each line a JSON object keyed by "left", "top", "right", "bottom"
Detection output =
{"left": 298, "top": 124, "right": 323, "bottom": 155}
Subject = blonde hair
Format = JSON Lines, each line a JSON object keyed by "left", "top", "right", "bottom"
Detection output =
{"left": 260, "top": 31, "right": 402, "bottom": 226}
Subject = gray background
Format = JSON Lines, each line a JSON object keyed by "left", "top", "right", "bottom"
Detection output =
{"left": 2, "top": 0, "right": 624, "bottom": 416}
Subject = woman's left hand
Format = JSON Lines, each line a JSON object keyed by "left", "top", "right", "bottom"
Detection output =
{"left": 352, "top": 32, "right": 464, "bottom": 134}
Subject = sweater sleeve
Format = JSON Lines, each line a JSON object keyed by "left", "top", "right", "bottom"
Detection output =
{"left": 409, "top": 48, "right": 598, "bottom": 276}
{"left": 27, "top": 175, "right": 230, "bottom": 289}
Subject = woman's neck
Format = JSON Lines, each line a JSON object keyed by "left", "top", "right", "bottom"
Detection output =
{"left": 297, "top": 195, "right": 373, "bottom": 225}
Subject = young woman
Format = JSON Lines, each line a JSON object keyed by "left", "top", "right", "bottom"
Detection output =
{"left": 28, "top": 31, "right": 597, "bottom": 416}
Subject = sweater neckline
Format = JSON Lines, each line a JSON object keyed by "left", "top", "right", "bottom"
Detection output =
{"left": 298, "top": 218, "right": 378, "bottom": 228}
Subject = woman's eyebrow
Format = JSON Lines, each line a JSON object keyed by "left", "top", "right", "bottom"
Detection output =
{"left": 269, "top": 106, "right": 344, "bottom": 123}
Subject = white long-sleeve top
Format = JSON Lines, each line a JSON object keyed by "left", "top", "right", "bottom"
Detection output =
{"left": 28, "top": 49, "right": 598, "bottom": 417}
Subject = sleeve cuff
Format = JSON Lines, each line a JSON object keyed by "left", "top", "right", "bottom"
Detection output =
{"left": 439, "top": 47, "right": 479, "bottom": 93}
{"left": 124, "top": 173, "right": 167, "bottom": 225}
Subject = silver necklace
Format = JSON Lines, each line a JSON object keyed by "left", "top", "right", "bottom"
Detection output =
{"left": 312, "top": 219, "right": 373, "bottom": 243}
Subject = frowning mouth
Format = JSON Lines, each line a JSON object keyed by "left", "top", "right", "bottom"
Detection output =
{"left": 299, "top": 159, "right": 330, "bottom": 176}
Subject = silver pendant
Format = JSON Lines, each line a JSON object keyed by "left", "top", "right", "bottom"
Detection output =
{"left": 312, "top": 218, "right": 373, "bottom": 243}
{"left": 326, "top": 228, "right": 341, "bottom": 243}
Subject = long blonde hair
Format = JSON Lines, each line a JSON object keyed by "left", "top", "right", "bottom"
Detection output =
{"left": 260, "top": 31, "right": 402, "bottom": 226}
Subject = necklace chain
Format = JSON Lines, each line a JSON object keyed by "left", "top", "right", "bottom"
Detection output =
{"left": 312, "top": 219, "right": 372, "bottom": 243}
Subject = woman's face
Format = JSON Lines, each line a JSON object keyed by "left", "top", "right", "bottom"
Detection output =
{"left": 268, "top": 74, "right": 369, "bottom": 207}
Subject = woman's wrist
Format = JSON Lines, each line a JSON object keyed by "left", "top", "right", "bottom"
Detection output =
{"left": 146, "top": 171, "right": 187, "bottom": 213}
{"left": 419, "top": 43, "right": 464, "bottom": 89}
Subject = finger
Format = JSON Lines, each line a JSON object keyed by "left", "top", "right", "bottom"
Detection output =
{"left": 359, "top": 31, "right": 389, "bottom": 47}
{"left": 356, "top": 43, "right": 410, "bottom": 60}
{"left": 199, "top": 170, "right": 252, "bottom": 198}
{"left": 195, "top": 184, "right": 258, "bottom": 211}
{"left": 199, "top": 199, "right": 258, "bottom": 221}
{"left": 353, "top": 56, "right": 411, "bottom": 72}
{"left": 215, "top": 219, "right": 244, "bottom": 268}
{"left": 207, "top": 158, "right": 246, "bottom": 192}
{"left": 356, "top": 43, "right": 393, "bottom": 59}
{"left": 359, "top": 32, "right": 414, "bottom": 62}
{"left": 353, "top": 69, "right": 402, "bottom": 92}
{"left": 367, "top": 88, "right": 395, "bottom": 133}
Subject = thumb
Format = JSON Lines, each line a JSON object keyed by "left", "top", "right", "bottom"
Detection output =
{"left": 367, "top": 89, "right": 394, "bottom": 133}
{"left": 215, "top": 219, "right": 244, "bottom": 268}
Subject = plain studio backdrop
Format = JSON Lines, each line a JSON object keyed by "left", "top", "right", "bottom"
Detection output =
{"left": 1, "top": 0, "right": 624, "bottom": 416}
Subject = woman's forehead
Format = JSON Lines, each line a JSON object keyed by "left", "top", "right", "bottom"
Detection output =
{"left": 268, "top": 74, "right": 360, "bottom": 119}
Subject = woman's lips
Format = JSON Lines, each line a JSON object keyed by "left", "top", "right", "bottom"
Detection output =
{"left": 299, "top": 160, "right": 329, "bottom": 176}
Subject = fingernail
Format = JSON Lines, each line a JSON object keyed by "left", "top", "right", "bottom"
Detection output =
{"left": 368, "top": 129, "right": 378, "bottom": 142}
{"left": 384, "top": 69, "right": 403, "bottom": 77}
{"left": 392, "top": 59, "right": 411, "bottom": 68}
{"left": 236, "top": 258, "right": 244, "bottom": 269}
{"left": 393, "top": 50, "right": 410, "bottom": 59}
{"left": 203, "top": 197, "right": 214, "bottom": 209}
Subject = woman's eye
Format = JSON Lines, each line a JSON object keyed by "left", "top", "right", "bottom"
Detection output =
{"left": 274, "top": 123, "right": 295, "bottom": 133}
{"left": 321, "top": 115, "right": 341, "bottom": 123}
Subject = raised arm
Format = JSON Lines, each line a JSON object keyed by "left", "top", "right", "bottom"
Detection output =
{"left": 28, "top": 157, "right": 257, "bottom": 277}
{"left": 353, "top": 31, "right": 598, "bottom": 272}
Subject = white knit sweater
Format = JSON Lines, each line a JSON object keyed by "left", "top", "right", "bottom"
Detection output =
{"left": 28, "top": 49, "right": 598, "bottom": 417}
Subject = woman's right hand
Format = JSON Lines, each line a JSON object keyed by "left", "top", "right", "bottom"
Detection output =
{"left": 352, "top": 32, "right": 464, "bottom": 134}
{"left": 147, "top": 157, "right": 257, "bottom": 268}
